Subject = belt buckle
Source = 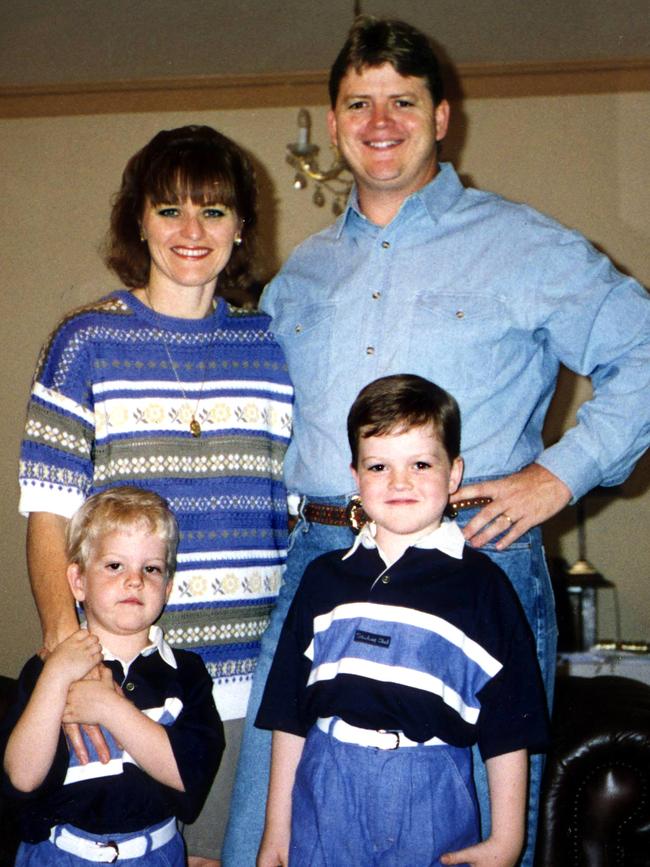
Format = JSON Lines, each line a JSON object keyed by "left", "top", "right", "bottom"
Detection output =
{"left": 345, "top": 496, "right": 368, "bottom": 534}
{"left": 379, "top": 729, "right": 400, "bottom": 750}
{"left": 100, "top": 841, "right": 119, "bottom": 863}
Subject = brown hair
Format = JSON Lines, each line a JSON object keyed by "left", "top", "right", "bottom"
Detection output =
{"left": 329, "top": 16, "right": 445, "bottom": 108}
{"left": 66, "top": 486, "right": 179, "bottom": 576}
{"left": 347, "top": 374, "right": 461, "bottom": 467}
{"left": 105, "top": 125, "right": 257, "bottom": 295}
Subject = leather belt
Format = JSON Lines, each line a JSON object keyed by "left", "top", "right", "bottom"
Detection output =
{"left": 288, "top": 496, "right": 492, "bottom": 531}
{"left": 447, "top": 496, "right": 492, "bottom": 518}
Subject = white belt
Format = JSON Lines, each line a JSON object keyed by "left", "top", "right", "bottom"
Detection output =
{"left": 317, "top": 717, "right": 446, "bottom": 750}
{"left": 49, "top": 817, "right": 177, "bottom": 863}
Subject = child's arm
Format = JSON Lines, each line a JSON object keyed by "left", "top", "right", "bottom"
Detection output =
{"left": 4, "top": 629, "right": 103, "bottom": 792}
{"left": 441, "top": 749, "right": 527, "bottom": 867}
{"left": 62, "top": 666, "right": 185, "bottom": 791}
{"left": 257, "top": 730, "right": 306, "bottom": 867}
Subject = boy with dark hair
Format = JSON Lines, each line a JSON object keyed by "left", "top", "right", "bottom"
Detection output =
{"left": 2, "top": 486, "right": 224, "bottom": 866}
{"left": 256, "top": 375, "right": 549, "bottom": 867}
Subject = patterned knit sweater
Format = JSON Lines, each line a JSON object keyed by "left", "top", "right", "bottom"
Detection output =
{"left": 19, "top": 290, "right": 293, "bottom": 720}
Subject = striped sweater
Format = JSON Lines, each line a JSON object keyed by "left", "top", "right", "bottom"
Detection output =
{"left": 19, "top": 290, "right": 293, "bottom": 720}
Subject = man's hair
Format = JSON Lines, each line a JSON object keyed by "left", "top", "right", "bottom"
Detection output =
{"left": 329, "top": 16, "right": 445, "bottom": 108}
{"left": 66, "top": 486, "right": 179, "bottom": 576}
{"left": 105, "top": 124, "right": 257, "bottom": 295}
{"left": 347, "top": 374, "right": 461, "bottom": 467}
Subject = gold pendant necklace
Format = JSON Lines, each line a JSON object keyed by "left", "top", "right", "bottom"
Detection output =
{"left": 145, "top": 289, "right": 207, "bottom": 438}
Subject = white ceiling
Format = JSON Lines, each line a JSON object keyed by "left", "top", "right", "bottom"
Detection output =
{"left": 2, "top": 0, "right": 649, "bottom": 87}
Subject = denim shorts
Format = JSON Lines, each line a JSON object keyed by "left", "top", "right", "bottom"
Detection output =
{"left": 290, "top": 725, "right": 479, "bottom": 867}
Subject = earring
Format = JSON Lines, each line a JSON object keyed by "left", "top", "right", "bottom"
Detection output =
{"left": 345, "top": 495, "right": 368, "bottom": 534}
{"left": 233, "top": 235, "right": 242, "bottom": 246}
{"left": 139, "top": 230, "right": 146, "bottom": 242}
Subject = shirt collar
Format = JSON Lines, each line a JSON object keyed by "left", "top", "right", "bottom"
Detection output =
{"left": 342, "top": 518, "right": 465, "bottom": 563}
{"left": 336, "top": 162, "right": 465, "bottom": 239}
{"left": 101, "top": 624, "right": 178, "bottom": 670}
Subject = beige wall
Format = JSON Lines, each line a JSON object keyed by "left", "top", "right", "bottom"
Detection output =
{"left": 1, "top": 90, "right": 648, "bottom": 675}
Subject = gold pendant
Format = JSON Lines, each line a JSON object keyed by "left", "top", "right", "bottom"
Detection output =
{"left": 189, "top": 418, "right": 201, "bottom": 438}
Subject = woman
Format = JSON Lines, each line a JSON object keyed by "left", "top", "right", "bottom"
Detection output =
{"left": 18, "top": 125, "right": 293, "bottom": 866}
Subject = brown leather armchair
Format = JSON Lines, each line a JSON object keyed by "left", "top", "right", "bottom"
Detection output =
{"left": 536, "top": 674, "right": 650, "bottom": 866}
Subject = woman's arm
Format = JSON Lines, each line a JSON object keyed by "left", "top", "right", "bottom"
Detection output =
{"left": 26, "top": 512, "right": 77, "bottom": 653}
{"left": 4, "top": 630, "right": 103, "bottom": 791}
{"left": 63, "top": 666, "right": 185, "bottom": 791}
{"left": 257, "top": 730, "right": 306, "bottom": 867}
{"left": 441, "top": 749, "right": 527, "bottom": 867}
{"left": 26, "top": 511, "right": 111, "bottom": 765}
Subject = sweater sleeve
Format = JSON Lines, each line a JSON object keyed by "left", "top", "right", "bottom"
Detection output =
{"left": 19, "top": 310, "right": 98, "bottom": 518}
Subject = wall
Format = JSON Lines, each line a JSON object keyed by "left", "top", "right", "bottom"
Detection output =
{"left": 0, "top": 88, "right": 648, "bottom": 675}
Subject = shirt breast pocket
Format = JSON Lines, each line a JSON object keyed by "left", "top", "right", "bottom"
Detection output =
{"left": 270, "top": 301, "right": 336, "bottom": 390}
{"left": 410, "top": 291, "right": 511, "bottom": 397}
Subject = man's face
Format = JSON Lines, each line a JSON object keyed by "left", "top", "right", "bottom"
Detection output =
{"left": 328, "top": 63, "right": 449, "bottom": 209}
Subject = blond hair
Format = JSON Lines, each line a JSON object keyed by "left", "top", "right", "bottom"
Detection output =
{"left": 66, "top": 486, "right": 179, "bottom": 576}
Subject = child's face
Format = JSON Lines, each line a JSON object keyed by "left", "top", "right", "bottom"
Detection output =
{"left": 67, "top": 527, "right": 172, "bottom": 644}
{"left": 351, "top": 423, "right": 463, "bottom": 560}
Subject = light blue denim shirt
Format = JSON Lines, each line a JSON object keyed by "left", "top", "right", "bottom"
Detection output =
{"left": 261, "top": 163, "right": 650, "bottom": 500}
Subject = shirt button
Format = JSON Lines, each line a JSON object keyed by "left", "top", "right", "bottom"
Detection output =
{"left": 372, "top": 291, "right": 381, "bottom": 300}
{"left": 455, "top": 310, "right": 465, "bottom": 319}
{"left": 381, "top": 240, "right": 390, "bottom": 249}
{"left": 381, "top": 574, "right": 391, "bottom": 584}
{"left": 366, "top": 346, "right": 375, "bottom": 355}
{"left": 125, "top": 682, "right": 135, "bottom": 692}
{"left": 295, "top": 324, "right": 303, "bottom": 333}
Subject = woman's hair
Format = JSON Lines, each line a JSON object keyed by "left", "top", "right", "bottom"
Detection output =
{"left": 329, "top": 16, "right": 445, "bottom": 108}
{"left": 66, "top": 486, "right": 179, "bottom": 576}
{"left": 347, "top": 374, "right": 461, "bottom": 467}
{"left": 105, "top": 125, "right": 257, "bottom": 294}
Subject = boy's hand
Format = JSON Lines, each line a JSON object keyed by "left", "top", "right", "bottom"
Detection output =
{"left": 257, "top": 829, "right": 289, "bottom": 867}
{"left": 62, "top": 664, "right": 121, "bottom": 727}
{"left": 441, "top": 835, "right": 522, "bottom": 867}
{"left": 44, "top": 628, "right": 103, "bottom": 684}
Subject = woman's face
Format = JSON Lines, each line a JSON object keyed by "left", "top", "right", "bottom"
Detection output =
{"left": 141, "top": 196, "right": 241, "bottom": 296}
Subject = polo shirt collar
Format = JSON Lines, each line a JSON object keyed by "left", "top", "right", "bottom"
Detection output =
{"left": 101, "top": 624, "right": 178, "bottom": 670}
{"left": 342, "top": 518, "right": 465, "bottom": 562}
{"left": 336, "top": 161, "right": 465, "bottom": 239}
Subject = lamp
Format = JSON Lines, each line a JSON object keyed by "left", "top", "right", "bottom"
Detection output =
{"left": 286, "top": 108, "right": 353, "bottom": 215}
{"left": 563, "top": 496, "right": 617, "bottom": 650}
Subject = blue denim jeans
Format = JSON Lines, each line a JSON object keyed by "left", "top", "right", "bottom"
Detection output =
{"left": 222, "top": 498, "right": 355, "bottom": 867}
{"left": 290, "top": 726, "right": 479, "bottom": 866}
{"left": 222, "top": 495, "right": 556, "bottom": 867}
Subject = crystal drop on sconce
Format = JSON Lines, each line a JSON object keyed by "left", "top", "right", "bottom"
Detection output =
{"left": 293, "top": 173, "right": 307, "bottom": 190}
{"left": 313, "top": 186, "right": 326, "bottom": 207}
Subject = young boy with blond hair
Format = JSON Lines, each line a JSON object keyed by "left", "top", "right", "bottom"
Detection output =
{"left": 256, "top": 375, "right": 549, "bottom": 867}
{"left": 2, "top": 486, "right": 223, "bottom": 865}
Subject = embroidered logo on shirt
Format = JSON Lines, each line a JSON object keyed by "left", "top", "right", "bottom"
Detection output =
{"left": 354, "top": 629, "right": 391, "bottom": 648}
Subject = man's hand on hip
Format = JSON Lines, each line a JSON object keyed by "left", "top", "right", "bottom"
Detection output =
{"left": 451, "top": 463, "right": 572, "bottom": 550}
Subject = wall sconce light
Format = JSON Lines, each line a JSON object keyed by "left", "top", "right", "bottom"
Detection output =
{"left": 286, "top": 108, "right": 353, "bottom": 216}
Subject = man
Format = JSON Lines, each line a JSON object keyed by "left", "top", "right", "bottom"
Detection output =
{"left": 223, "top": 17, "right": 650, "bottom": 867}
